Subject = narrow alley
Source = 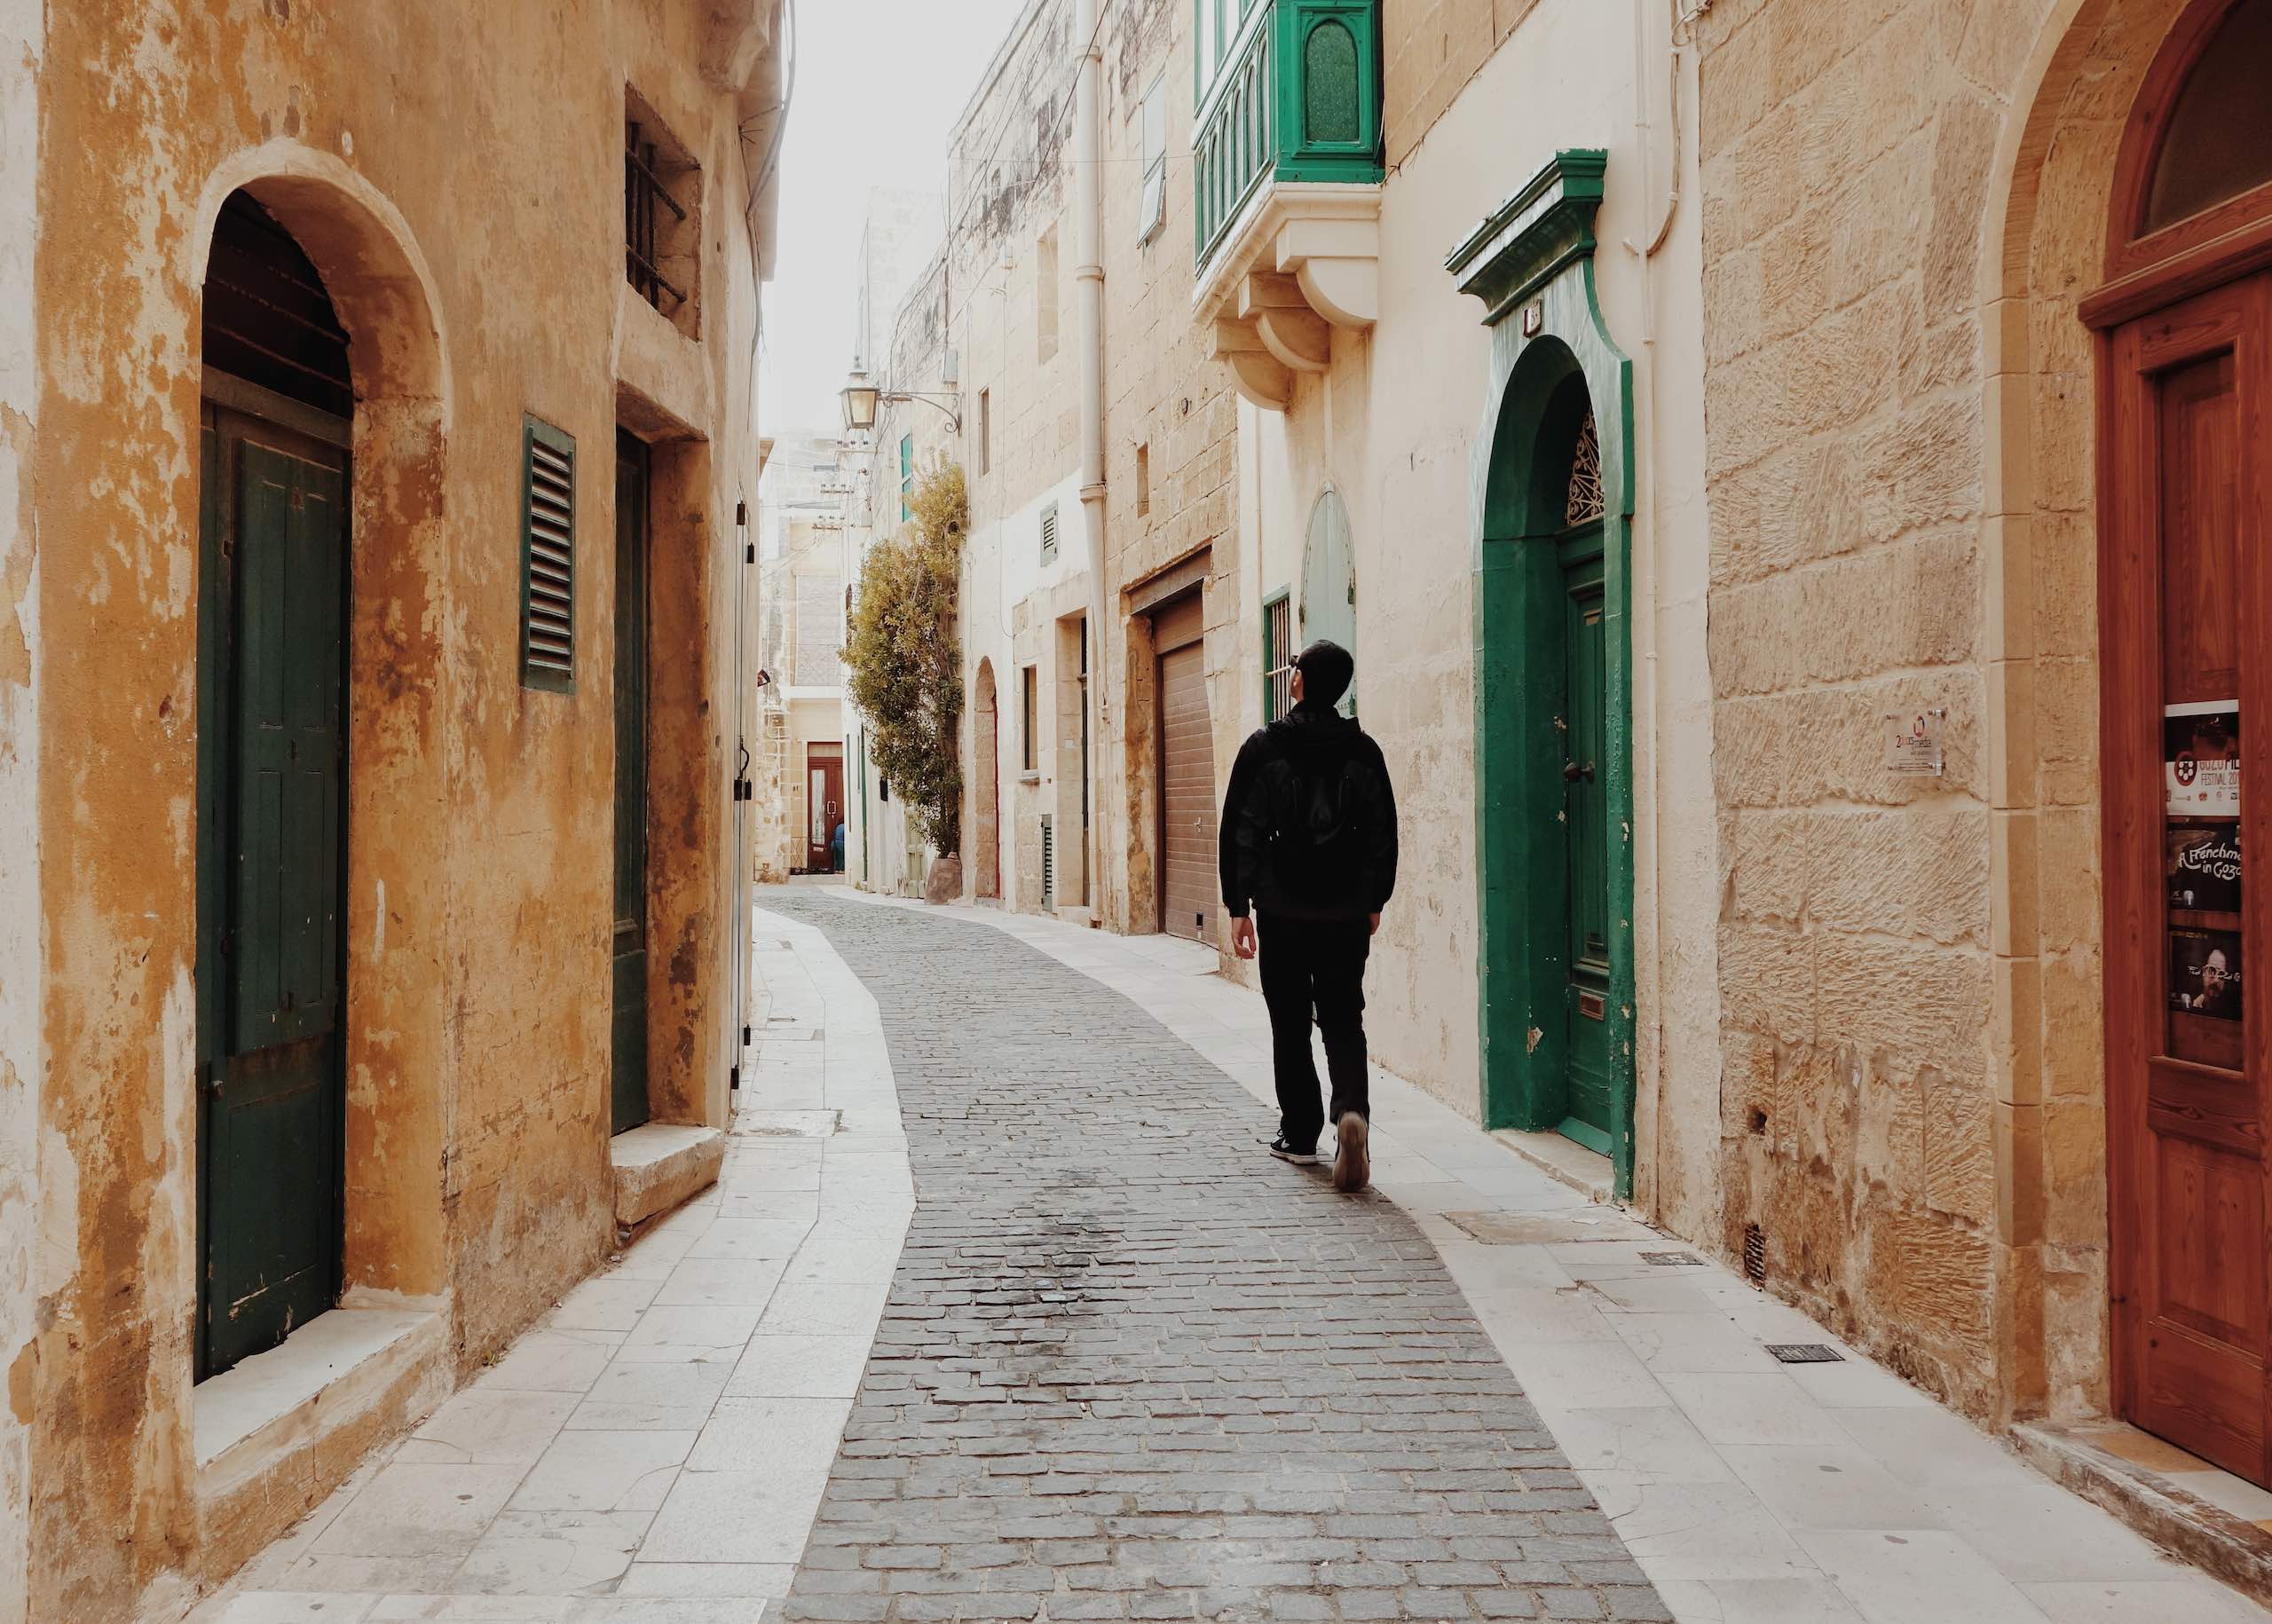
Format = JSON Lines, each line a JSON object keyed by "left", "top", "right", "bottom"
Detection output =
{"left": 198, "top": 891, "right": 2272, "bottom": 1624}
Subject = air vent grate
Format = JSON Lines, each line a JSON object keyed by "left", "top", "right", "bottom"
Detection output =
{"left": 1039, "top": 815, "right": 1055, "bottom": 911}
{"left": 1766, "top": 1344, "right": 1844, "bottom": 1364}
{"left": 1742, "top": 1223, "right": 1766, "bottom": 1285}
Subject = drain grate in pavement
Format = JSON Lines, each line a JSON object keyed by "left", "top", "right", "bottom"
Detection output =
{"left": 1640, "top": 1251, "right": 1704, "bottom": 1266}
{"left": 1766, "top": 1343, "right": 1845, "bottom": 1363}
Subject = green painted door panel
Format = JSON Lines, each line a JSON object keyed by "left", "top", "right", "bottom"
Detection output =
{"left": 612, "top": 432, "right": 651, "bottom": 1136}
{"left": 201, "top": 429, "right": 348, "bottom": 1376}
{"left": 1558, "top": 537, "right": 1613, "bottom": 1152}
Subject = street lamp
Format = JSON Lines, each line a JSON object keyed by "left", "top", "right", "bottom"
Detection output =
{"left": 840, "top": 369, "right": 961, "bottom": 436}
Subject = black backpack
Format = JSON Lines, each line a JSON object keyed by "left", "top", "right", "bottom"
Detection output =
{"left": 1268, "top": 746, "right": 1361, "bottom": 897}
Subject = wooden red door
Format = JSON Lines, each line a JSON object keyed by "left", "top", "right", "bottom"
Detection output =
{"left": 2103, "top": 272, "right": 2271, "bottom": 1482}
{"left": 806, "top": 747, "right": 843, "bottom": 872}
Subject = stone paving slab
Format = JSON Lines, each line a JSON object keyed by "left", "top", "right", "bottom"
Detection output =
{"left": 766, "top": 889, "right": 1666, "bottom": 1624}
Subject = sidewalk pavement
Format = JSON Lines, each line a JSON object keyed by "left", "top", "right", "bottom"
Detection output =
{"left": 192, "top": 907, "right": 911, "bottom": 1623}
{"left": 193, "top": 885, "right": 2271, "bottom": 1624}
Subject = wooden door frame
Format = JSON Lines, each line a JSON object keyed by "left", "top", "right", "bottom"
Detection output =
{"left": 2085, "top": 0, "right": 2272, "bottom": 1467}
{"left": 194, "top": 383, "right": 354, "bottom": 1381}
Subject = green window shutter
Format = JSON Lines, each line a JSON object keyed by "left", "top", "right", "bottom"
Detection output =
{"left": 900, "top": 433, "right": 914, "bottom": 524}
{"left": 521, "top": 416, "right": 577, "bottom": 691}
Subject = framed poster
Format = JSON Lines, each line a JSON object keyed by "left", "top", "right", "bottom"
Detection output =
{"left": 2166, "top": 822, "right": 2243, "bottom": 914}
{"left": 2170, "top": 926, "right": 2244, "bottom": 1022}
{"left": 2166, "top": 701, "right": 2241, "bottom": 817}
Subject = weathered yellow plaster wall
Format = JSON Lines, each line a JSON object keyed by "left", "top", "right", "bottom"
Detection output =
{"left": 21, "top": 2, "right": 768, "bottom": 1612}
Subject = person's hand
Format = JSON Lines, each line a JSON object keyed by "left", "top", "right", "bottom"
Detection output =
{"left": 1231, "top": 917, "right": 1258, "bottom": 959}
{"left": 1369, "top": 912, "right": 1382, "bottom": 936}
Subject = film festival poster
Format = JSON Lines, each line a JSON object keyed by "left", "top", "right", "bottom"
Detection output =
{"left": 2166, "top": 822, "right": 2242, "bottom": 915}
{"left": 2171, "top": 926, "right": 2244, "bottom": 1023}
{"left": 2166, "top": 699, "right": 2241, "bottom": 818}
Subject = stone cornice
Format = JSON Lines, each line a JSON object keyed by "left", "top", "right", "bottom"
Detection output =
{"left": 1445, "top": 149, "right": 1608, "bottom": 327}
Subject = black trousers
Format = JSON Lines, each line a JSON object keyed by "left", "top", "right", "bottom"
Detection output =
{"left": 1258, "top": 913, "right": 1371, "bottom": 1143}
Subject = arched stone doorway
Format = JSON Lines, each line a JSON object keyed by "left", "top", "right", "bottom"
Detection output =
{"left": 974, "top": 658, "right": 1001, "bottom": 899}
{"left": 1453, "top": 151, "right": 1637, "bottom": 1197}
{"left": 1988, "top": 0, "right": 2272, "bottom": 1461}
{"left": 189, "top": 151, "right": 450, "bottom": 1378}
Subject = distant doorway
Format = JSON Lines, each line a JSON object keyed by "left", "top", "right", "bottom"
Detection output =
{"left": 806, "top": 743, "right": 844, "bottom": 873}
{"left": 974, "top": 659, "right": 1001, "bottom": 898}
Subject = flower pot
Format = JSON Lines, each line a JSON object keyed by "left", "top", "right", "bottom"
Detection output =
{"left": 924, "top": 854, "right": 963, "bottom": 905}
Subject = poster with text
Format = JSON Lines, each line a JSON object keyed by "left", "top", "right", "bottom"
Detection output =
{"left": 2170, "top": 926, "right": 2244, "bottom": 1022}
{"left": 2166, "top": 822, "right": 2243, "bottom": 914}
{"left": 2166, "top": 701, "right": 2241, "bottom": 817}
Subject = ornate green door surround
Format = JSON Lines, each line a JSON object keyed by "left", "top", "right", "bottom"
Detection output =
{"left": 1446, "top": 150, "right": 1639, "bottom": 1197}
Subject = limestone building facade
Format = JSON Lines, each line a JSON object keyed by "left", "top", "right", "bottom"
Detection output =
{"left": 0, "top": 3, "right": 784, "bottom": 1612}
{"left": 1696, "top": 0, "right": 2272, "bottom": 1483}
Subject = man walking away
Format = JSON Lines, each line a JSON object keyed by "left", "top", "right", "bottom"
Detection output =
{"left": 1219, "top": 640, "right": 1399, "bottom": 1192}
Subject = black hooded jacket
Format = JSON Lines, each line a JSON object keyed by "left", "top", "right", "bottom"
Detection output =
{"left": 1219, "top": 702, "right": 1399, "bottom": 923}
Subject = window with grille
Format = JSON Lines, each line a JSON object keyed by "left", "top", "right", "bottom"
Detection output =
{"left": 1040, "top": 501, "right": 1059, "bottom": 564}
{"left": 1263, "top": 591, "right": 1292, "bottom": 721}
{"left": 900, "top": 433, "right": 914, "bottom": 524}
{"left": 624, "top": 93, "right": 698, "bottom": 335}
{"left": 520, "top": 417, "right": 576, "bottom": 692}
{"left": 978, "top": 389, "right": 991, "bottom": 475}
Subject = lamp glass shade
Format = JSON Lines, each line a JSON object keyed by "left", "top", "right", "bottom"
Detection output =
{"left": 840, "top": 381, "right": 881, "bottom": 433}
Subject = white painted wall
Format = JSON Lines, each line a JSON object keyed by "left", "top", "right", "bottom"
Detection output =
{"left": 0, "top": 3, "right": 37, "bottom": 1615}
{"left": 1236, "top": 0, "right": 1721, "bottom": 1233}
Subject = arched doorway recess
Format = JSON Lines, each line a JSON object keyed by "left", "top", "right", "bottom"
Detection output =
{"left": 190, "top": 151, "right": 451, "bottom": 1379}
{"left": 1450, "top": 150, "right": 1639, "bottom": 1197}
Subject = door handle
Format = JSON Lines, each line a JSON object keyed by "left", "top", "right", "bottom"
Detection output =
{"left": 1563, "top": 760, "right": 1595, "bottom": 784}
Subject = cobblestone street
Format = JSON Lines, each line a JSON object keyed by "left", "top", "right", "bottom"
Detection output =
{"left": 764, "top": 890, "right": 1661, "bottom": 1624}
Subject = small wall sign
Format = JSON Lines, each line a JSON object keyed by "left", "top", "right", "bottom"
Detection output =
{"left": 1520, "top": 301, "right": 1543, "bottom": 337}
{"left": 1883, "top": 708, "right": 1945, "bottom": 777}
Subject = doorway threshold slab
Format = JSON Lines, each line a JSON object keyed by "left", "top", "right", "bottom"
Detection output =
{"left": 2014, "top": 1420, "right": 2272, "bottom": 1611}
{"left": 195, "top": 1304, "right": 447, "bottom": 1486}
{"left": 1492, "top": 1126, "right": 1614, "bottom": 1203}
{"left": 611, "top": 1122, "right": 726, "bottom": 1228}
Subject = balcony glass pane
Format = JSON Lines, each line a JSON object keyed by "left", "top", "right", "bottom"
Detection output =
{"left": 1305, "top": 20, "right": 1360, "bottom": 146}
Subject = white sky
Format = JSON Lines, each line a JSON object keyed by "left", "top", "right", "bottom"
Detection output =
{"left": 759, "top": 0, "right": 1030, "bottom": 438}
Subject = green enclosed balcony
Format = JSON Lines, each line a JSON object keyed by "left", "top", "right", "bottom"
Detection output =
{"left": 1191, "top": 0, "right": 1383, "bottom": 412}
{"left": 1194, "top": 0, "right": 1383, "bottom": 272}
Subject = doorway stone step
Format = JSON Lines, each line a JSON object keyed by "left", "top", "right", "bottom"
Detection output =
{"left": 2015, "top": 1420, "right": 2272, "bottom": 1612}
{"left": 609, "top": 1122, "right": 725, "bottom": 1231}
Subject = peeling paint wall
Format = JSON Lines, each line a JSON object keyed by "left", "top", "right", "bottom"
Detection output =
{"left": 20, "top": 1, "right": 773, "bottom": 1612}
{"left": 0, "top": 4, "right": 39, "bottom": 1616}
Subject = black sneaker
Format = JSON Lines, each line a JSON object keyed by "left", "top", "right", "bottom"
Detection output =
{"left": 1264, "top": 1133, "right": 1319, "bottom": 1164}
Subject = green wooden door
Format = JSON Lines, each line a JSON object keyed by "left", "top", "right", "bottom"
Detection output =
{"left": 1558, "top": 530, "right": 1613, "bottom": 1152}
{"left": 198, "top": 421, "right": 349, "bottom": 1377}
{"left": 611, "top": 432, "right": 651, "bottom": 1135}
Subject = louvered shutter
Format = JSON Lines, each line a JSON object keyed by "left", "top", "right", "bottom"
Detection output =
{"left": 1040, "top": 502, "right": 1059, "bottom": 564}
{"left": 521, "top": 418, "right": 576, "bottom": 691}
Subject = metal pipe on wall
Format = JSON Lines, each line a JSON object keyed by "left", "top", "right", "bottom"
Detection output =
{"left": 1073, "top": 0, "right": 1108, "bottom": 919}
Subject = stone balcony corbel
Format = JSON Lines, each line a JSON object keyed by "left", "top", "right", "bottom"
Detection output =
{"left": 1194, "top": 186, "right": 1380, "bottom": 414}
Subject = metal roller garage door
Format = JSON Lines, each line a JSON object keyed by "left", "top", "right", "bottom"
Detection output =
{"left": 1155, "top": 595, "right": 1216, "bottom": 945}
